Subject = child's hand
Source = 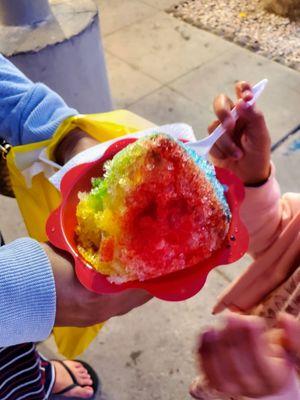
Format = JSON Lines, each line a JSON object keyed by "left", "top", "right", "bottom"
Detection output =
{"left": 209, "top": 81, "right": 271, "bottom": 186}
{"left": 195, "top": 314, "right": 293, "bottom": 398}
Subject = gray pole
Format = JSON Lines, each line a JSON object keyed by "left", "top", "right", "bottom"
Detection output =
{"left": 0, "top": 0, "right": 113, "bottom": 113}
{"left": 0, "top": 0, "right": 51, "bottom": 26}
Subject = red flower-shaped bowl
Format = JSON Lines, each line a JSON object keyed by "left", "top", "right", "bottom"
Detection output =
{"left": 46, "top": 138, "right": 249, "bottom": 301}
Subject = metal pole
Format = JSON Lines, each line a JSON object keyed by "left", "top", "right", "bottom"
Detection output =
{"left": 0, "top": 0, "right": 112, "bottom": 113}
{"left": 0, "top": 0, "right": 51, "bottom": 26}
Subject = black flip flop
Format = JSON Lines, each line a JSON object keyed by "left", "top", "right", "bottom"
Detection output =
{"left": 51, "top": 360, "right": 101, "bottom": 400}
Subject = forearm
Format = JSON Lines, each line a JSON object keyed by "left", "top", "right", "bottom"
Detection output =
{"left": 0, "top": 54, "right": 77, "bottom": 145}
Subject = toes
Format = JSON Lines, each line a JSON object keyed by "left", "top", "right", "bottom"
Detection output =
{"left": 77, "top": 375, "right": 93, "bottom": 386}
{"left": 52, "top": 360, "right": 96, "bottom": 399}
{"left": 79, "top": 367, "right": 89, "bottom": 374}
{"left": 66, "top": 361, "right": 90, "bottom": 378}
{"left": 72, "top": 361, "right": 87, "bottom": 371}
{"left": 79, "top": 372, "right": 91, "bottom": 380}
{"left": 73, "top": 362, "right": 88, "bottom": 375}
{"left": 62, "top": 361, "right": 94, "bottom": 394}
{"left": 78, "top": 369, "right": 90, "bottom": 376}
{"left": 68, "top": 386, "right": 94, "bottom": 399}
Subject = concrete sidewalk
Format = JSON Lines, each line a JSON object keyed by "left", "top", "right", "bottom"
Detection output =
{"left": 1, "top": 1, "right": 299, "bottom": 399}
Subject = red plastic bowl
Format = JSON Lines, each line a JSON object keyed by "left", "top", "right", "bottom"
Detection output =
{"left": 46, "top": 138, "right": 248, "bottom": 301}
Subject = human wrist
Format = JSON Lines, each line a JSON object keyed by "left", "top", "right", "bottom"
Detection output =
{"left": 54, "top": 128, "right": 99, "bottom": 165}
{"left": 244, "top": 163, "right": 271, "bottom": 187}
{"left": 41, "top": 243, "right": 79, "bottom": 326}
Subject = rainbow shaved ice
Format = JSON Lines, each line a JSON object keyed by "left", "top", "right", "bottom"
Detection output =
{"left": 75, "top": 134, "right": 231, "bottom": 284}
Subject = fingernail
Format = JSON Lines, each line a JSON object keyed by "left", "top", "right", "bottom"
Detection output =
{"left": 244, "top": 90, "right": 253, "bottom": 99}
{"left": 212, "top": 302, "right": 224, "bottom": 314}
{"left": 240, "top": 99, "right": 252, "bottom": 110}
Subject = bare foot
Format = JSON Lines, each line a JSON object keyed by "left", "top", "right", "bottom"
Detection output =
{"left": 52, "top": 360, "right": 94, "bottom": 398}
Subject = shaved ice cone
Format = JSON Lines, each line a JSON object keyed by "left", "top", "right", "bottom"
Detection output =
{"left": 76, "top": 134, "right": 231, "bottom": 283}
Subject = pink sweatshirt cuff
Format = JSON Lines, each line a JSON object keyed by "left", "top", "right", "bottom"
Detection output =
{"left": 241, "top": 163, "right": 280, "bottom": 217}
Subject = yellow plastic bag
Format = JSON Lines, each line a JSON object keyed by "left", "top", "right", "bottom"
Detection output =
{"left": 6, "top": 110, "right": 154, "bottom": 358}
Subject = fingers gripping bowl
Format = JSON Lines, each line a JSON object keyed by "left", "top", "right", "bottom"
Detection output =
{"left": 47, "top": 134, "right": 248, "bottom": 301}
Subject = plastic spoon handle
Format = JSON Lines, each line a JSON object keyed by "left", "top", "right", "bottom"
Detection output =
{"left": 186, "top": 79, "right": 268, "bottom": 157}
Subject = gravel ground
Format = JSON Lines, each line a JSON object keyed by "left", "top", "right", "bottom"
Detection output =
{"left": 168, "top": 0, "right": 300, "bottom": 71}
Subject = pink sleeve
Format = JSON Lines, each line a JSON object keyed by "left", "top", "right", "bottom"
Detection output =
{"left": 240, "top": 163, "right": 300, "bottom": 259}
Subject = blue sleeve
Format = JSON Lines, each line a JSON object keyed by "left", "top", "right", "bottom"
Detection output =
{"left": 0, "top": 54, "right": 78, "bottom": 145}
{"left": 0, "top": 54, "right": 77, "bottom": 344}
{"left": 0, "top": 239, "right": 56, "bottom": 346}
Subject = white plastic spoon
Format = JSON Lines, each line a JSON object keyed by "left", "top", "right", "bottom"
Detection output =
{"left": 186, "top": 79, "right": 268, "bottom": 157}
